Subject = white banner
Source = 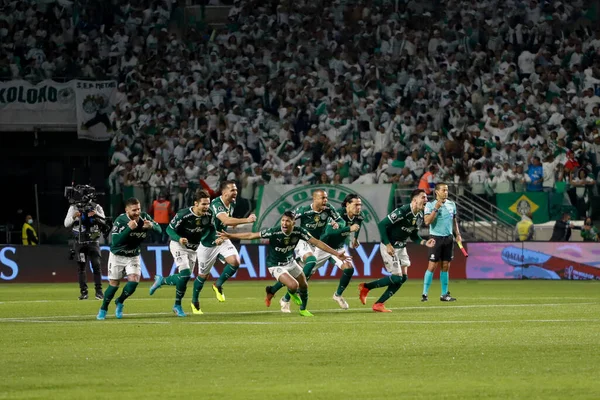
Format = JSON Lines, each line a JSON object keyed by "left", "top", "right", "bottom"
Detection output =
{"left": 0, "top": 80, "right": 76, "bottom": 129}
{"left": 75, "top": 80, "right": 117, "bottom": 141}
{"left": 254, "top": 184, "right": 396, "bottom": 243}
{"left": 0, "top": 79, "right": 117, "bottom": 140}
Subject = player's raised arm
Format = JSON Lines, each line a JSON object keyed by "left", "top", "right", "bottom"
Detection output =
{"left": 218, "top": 230, "right": 261, "bottom": 240}
{"left": 215, "top": 212, "right": 257, "bottom": 227}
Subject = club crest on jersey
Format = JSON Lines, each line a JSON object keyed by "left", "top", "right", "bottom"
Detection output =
{"left": 320, "top": 213, "right": 327, "bottom": 220}
{"left": 284, "top": 237, "right": 290, "bottom": 245}
{"left": 202, "top": 217, "right": 210, "bottom": 225}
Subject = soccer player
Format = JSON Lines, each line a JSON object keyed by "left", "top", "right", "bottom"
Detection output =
{"left": 148, "top": 190, "right": 220, "bottom": 317}
{"left": 209, "top": 181, "right": 257, "bottom": 302}
{"left": 265, "top": 189, "right": 343, "bottom": 313}
{"left": 218, "top": 211, "right": 349, "bottom": 317}
{"left": 297, "top": 193, "right": 363, "bottom": 310}
{"left": 359, "top": 189, "right": 436, "bottom": 312}
{"left": 422, "top": 183, "right": 462, "bottom": 302}
{"left": 96, "top": 198, "right": 162, "bottom": 320}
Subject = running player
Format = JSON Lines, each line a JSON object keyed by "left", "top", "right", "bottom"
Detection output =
{"left": 97, "top": 198, "right": 162, "bottom": 320}
{"left": 218, "top": 211, "right": 350, "bottom": 317}
{"left": 265, "top": 189, "right": 343, "bottom": 312}
{"left": 148, "top": 190, "right": 219, "bottom": 316}
{"left": 358, "top": 189, "right": 436, "bottom": 312}
{"left": 209, "top": 181, "right": 257, "bottom": 302}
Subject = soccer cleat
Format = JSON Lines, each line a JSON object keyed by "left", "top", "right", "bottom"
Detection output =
{"left": 279, "top": 297, "right": 291, "bottom": 313}
{"left": 358, "top": 283, "right": 369, "bottom": 305}
{"left": 421, "top": 294, "right": 428, "bottom": 302}
{"left": 440, "top": 292, "right": 457, "bottom": 302}
{"left": 265, "top": 286, "right": 274, "bottom": 307}
{"left": 96, "top": 309, "right": 106, "bottom": 320}
{"left": 288, "top": 292, "right": 302, "bottom": 306}
{"left": 149, "top": 275, "right": 163, "bottom": 295}
{"left": 78, "top": 292, "right": 88, "bottom": 300}
{"left": 212, "top": 284, "right": 226, "bottom": 302}
{"left": 372, "top": 303, "right": 392, "bottom": 313}
{"left": 299, "top": 309, "right": 314, "bottom": 317}
{"left": 172, "top": 305, "right": 186, "bottom": 317}
{"left": 95, "top": 291, "right": 104, "bottom": 300}
{"left": 190, "top": 302, "right": 204, "bottom": 315}
{"left": 333, "top": 293, "right": 349, "bottom": 310}
{"left": 115, "top": 301, "right": 124, "bottom": 319}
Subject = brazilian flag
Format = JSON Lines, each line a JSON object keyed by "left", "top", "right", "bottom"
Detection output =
{"left": 496, "top": 192, "right": 550, "bottom": 224}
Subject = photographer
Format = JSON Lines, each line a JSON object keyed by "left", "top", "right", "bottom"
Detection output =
{"left": 64, "top": 186, "right": 107, "bottom": 300}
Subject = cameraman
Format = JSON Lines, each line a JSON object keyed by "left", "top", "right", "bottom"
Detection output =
{"left": 64, "top": 202, "right": 106, "bottom": 300}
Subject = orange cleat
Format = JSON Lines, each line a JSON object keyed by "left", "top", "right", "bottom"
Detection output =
{"left": 358, "top": 283, "right": 369, "bottom": 305}
{"left": 265, "top": 286, "right": 274, "bottom": 307}
{"left": 372, "top": 303, "right": 392, "bottom": 313}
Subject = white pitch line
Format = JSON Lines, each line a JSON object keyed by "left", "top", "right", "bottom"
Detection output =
{"left": 2, "top": 319, "right": 598, "bottom": 325}
{"left": 0, "top": 302, "right": 597, "bottom": 322}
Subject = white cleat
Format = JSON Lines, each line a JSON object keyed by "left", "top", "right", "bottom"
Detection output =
{"left": 279, "top": 297, "right": 291, "bottom": 313}
{"left": 333, "top": 293, "right": 349, "bottom": 310}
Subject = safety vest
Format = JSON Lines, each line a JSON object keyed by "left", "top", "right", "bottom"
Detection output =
{"left": 517, "top": 219, "right": 533, "bottom": 241}
{"left": 418, "top": 171, "right": 433, "bottom": 194}
{"left": 152, "top": 200, "right": 171, "bottom": 224}
{"left": 22, "top": 223, "right": 38, "bottom": 246}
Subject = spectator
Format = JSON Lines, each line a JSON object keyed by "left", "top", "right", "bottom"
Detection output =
{"left": 571, "top": 168, "right": 595, "bottom": 218}
{"left": 550, "top": 212, "right": 574, "bottom": 242}
{"left": 579, "top": 217, "right": 599, "bottom": 242}
{"left": 526, "top": 156, "right": 543, "bottom": 192}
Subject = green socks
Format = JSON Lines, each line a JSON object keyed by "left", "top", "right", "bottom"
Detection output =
{"left": 365, "top": 276, "right": 392, "bottom": 290}
{"left": 284, "top": 257, "right": 317, "bottom": 302}
{"left": 269, "top": 281, "right": 284, "bottom": 295}
{"left": 116, "top": 281, "right": 139, "bottom": 304}
{"left": 192, "top": 276, "right": 206, "bottom": 303}
{"left": 336, "top": 267, "right": 354, "bottom": 296}
{"left": 216, "top": 264, "right": 238, "bottom": 287}
{"left": 100, "top": 284, "right": 119, "bottom": 311}
{"left": 163, "top": 269, "right": 191, "bottom": 306}
{"left": 298, "top": 288, "right": 308, "bottom": 311}
{"left": 423, "top": 270, "right": 433, "bottom": 295}
{"left": 375, "top": 283, "right": 402, "bottom": 304}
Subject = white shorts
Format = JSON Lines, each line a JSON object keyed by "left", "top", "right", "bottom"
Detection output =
{"left": 312, "top": 247, "right": 346, "bottom": 272}
{"left": 169, "top": 241, "right": 197, "bottom": 271}
{"left": 195, "top": 239, "right": 239, "bottom": 276}
{"left": 107, "top": 252, "right": 141, "bottom": 280}
{"left": 379, "top": 243, "right": 410, "bottom": 275}
{"left": 268, "top": 260, "right": 303, "bottom": 281}
{"left": 295, "top": 239, "right": 315, "bottom": 260}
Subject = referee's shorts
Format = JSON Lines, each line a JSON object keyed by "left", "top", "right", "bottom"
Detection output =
{"left": 428, "top": 235, "right": 454, "bottom": 262}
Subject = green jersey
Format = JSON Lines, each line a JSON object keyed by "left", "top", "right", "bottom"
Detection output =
{"left": 166, "top": 207, "right": 217, "bottom": 250}
{"left": 211, "top": 196, "right": 236, "bottom": 233}
{"left": 110, "top": 212, "right": 162, "bottom": 256}
{"left": 378, "top": 205, "right": 424, "bottom": 249}
{"left": 294, "top": 203, "right": 341, "bottom": 239}
{"left": 321, "top": 208, "right": 364, "bottom": 249}
{"left": 260, "top": 225, "right": 312, "bottom": 266}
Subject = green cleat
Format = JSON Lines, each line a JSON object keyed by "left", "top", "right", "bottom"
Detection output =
{"left": 299, "top": 309, "right": 314, "bottom": 317}
{"left": 288, "top": 291, "right": 302, "bottom": 306}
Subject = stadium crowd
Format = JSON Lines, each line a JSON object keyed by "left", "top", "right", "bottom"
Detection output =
{"left": 3, "top": 0, "right": 600, "bottom": 218}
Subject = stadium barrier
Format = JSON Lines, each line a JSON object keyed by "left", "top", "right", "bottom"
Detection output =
{"left": 2, "top": 242, "right": 598, "bottom": 283}
{"left": 0, "top": 244, "right": 466, "bottom": 283}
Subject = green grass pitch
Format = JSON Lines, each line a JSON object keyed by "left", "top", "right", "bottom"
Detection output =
{"left": 0, "top": 280, "right": 599, "bottom": 400}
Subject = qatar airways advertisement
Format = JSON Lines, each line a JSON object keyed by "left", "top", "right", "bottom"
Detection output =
{"left": 466, "top": 242, "right": 600, "bottom": 280}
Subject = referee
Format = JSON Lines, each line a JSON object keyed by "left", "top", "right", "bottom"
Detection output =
{"left": 422, "top": 183, "right": 462, "bottom": 302}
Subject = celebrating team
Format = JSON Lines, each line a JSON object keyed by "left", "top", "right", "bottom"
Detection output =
{"left": 97, "top": 182, "right": 461, "bottom": 320}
